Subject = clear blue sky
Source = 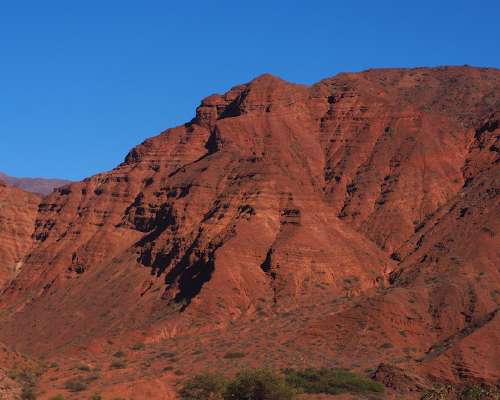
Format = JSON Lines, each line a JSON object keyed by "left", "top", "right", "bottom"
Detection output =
{"left": 1, "top": 0, "right": 499, "bottom": 180}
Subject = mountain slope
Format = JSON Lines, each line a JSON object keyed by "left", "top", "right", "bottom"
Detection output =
{"left": 0, "top": 172, "right": 71, "bottom": 196}
{"left": 0, "top": 66, "right": 498, "bottom": 397}
{"left": 0, "top": 180, "right": 41, "bottom": 288}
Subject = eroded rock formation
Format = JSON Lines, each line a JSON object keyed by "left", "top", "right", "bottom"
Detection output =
{"left": 0, "top": 67, "right": 498, "bottom": 396}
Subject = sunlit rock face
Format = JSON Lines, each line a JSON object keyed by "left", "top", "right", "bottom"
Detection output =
{"left": 0, "top": 67, "right": 499, "bottom": 392}
{"left": 0, "top": 180, "right": 40, "bottom": 287}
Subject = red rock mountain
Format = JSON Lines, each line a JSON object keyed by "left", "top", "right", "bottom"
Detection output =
{"left": 0, "top": 172, "right": 71, "bottom": 196}
{"left": 0, "top": 66, "right": 498, "bottom": 398}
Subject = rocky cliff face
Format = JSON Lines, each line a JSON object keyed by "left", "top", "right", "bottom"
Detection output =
{"left": 0, "top": 180, "right": 41, "bottom": 288}
{"left": 0, "top": 67, "right": 498, "bottom": 396}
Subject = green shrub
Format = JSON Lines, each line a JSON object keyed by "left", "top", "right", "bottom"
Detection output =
{"left": 224, "top": 369, "right": 296, "bottom": 400}
{"left": 422, "top": 384, "right": 500, "bottom": 399}
{"left": 460, "top": 385, "right": 500, "bottom": 399}
{"left": 179, "top": 367, "right": 385, "bottom": 400}
{"left": 131, "top": 343, "right": 146, "bottom": 351}
{"left": 64, "top": 378, "right": 87, "bottom": 392}
{"left": 284, "top": 368, "right": 384, "bottom": 395}
{"left": 49, "top": 395, "right": 65, "bottom": 400}
{"left": 110, "top": 360, "right": 127, "bottom": 369}
{"left": 223, "top": 352, "right": 246, "bottom": 359}
{"left": 113, "top": 351, "right": 126, "bottom": 358}
{"left": 20, "top": 386, "right": 37, "bottom": 400}
{"left": 9, "top": 367, "right": 40, "bottom": 400}
{"left": 90, "top": 395, "right": 102, "bottom": 400}
{"left": 179, "top": 372, "right": 227, "bottom": 400}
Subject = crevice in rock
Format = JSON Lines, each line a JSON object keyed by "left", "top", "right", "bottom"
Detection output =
{"left": 260, "top": 248, "right": 278, "bottom": 304}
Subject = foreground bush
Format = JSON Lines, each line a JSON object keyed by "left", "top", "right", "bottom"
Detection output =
{"left": 422, "top": 384, "right": 500, "bottom": 399}
{"left": 284, "top": 367, "right": 384, "bottom": 395}
{"left": 180, "top": 369, "right": 294, "bottom": 400}
{"left": 179, "top": 372, "right": 227, "bottom": 400}
{"left": 225, "top": 369, "right": 296, "bottom": 400}
{"left": 179, "top": 367, "right": 384, "bottom": 400}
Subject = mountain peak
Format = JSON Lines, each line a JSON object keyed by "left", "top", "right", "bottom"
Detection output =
{"left": 247, "top": 72, "right": 291, "bottom": 86}
{"left": 195, "top": 73, "right": 308, "bottom": 127}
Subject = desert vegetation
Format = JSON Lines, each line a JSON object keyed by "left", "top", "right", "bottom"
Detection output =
{"left": 64, "top": 377, "right": 87, "bottom": 392}
{"left": 421, "top": 384, "right": 500, "bottom": 400}
{"left": 283, "top": 367, "right": 384, "bottom": 395}
{"left": 7, "top": 366, "right": 43, "bottom": 400}
{"left": 179, "top": 367, "right": 384, "bottom": 399}
{"left": 110, "top": 359, "right": 127, "bottom": 369}
{"left": 131, "top": 342, "right": 146, "bottom": 351}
